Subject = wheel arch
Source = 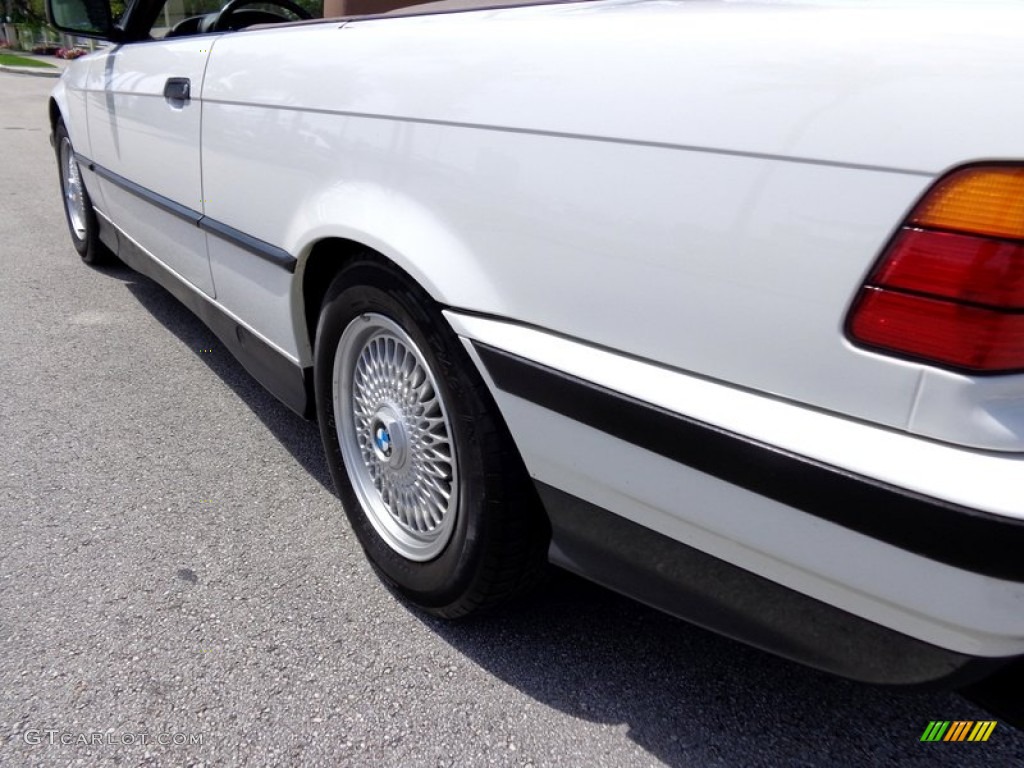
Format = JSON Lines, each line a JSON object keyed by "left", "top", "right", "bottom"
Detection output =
{"left": 48, "top": 96, "right": 62, "bottom": 133}
{"left": 285, "top": 171, "right": 515, "bottom": 362}
{"left": 298, "top": 237, "right": 437, "bottom": 361}
{"left": 293, "top": 218, "right": 502, "bottom": 365}
{"left": 48, "top": 75, "right": 73, "bottom": 140}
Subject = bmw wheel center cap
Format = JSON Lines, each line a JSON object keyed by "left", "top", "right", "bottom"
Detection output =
{"left": 370, "top": 408, "right": 407, "bottom": 468}
{"left": 375, "top": 425, "right": 392, "bottom": 457}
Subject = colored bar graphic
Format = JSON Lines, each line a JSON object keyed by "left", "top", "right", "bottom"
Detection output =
{"left": 921, "top": 721, "right": 950, "bottom": 741}
{"left": 921, "top": 720, "right": 997, "bottom": 742}
{"left": 969, "top": 721, "right": 998, "bottom": 742}
{"left": 945, "top": 721, "right": 970, "bottom": 741}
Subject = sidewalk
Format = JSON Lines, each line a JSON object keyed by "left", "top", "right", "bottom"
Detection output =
{"left": 0, "top": 51, "right": 70, "bottom": 78}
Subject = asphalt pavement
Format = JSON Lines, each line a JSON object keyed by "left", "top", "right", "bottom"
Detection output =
{"left": 1, "top": 71, "right": 1023, "bottom": 768}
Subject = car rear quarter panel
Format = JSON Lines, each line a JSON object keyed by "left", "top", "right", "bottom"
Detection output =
{"left": 199, "top": 0, "right": 1024, "bottom": 447}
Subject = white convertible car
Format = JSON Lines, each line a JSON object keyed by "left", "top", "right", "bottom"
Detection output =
{"left": 47, "top": 0, "right": 1024, "bottom": 688}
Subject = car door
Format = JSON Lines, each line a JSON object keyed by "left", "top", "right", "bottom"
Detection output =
{"left": 85, "top": 20, "right": 217, "bottom": 296}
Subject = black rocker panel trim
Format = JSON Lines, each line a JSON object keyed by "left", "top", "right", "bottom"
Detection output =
{"left": 115, "top": 231, "right": 313, "bottom": 419}
{"left": 77, "top": 153, "right": 297, "bottom": 272}
{"left": 538, "top": 482, "right": 1007, "bottom": 686}
{"left": 94, "top": 211, "right": 120, "bottom": 255}
{"left": 474, "top": 343, "right": 1024, "bottom": 582}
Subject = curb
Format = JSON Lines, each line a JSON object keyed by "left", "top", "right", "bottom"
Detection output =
{"left": 0, "top": 64, "right": 62, "bottom": 78}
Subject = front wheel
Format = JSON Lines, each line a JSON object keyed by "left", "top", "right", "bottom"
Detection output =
{"left": 55, "top": 119, "right": 112, "bottom": 265}
{"left": 314, "top": 260, "right": 548, "bottom": 617}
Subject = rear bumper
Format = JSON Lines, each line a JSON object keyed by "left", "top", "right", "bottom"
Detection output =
{"left": 446, "top": 311, "right": 1024, "bottom": 678}
{"left": 539, "top": 481, "right": 1007, "bottom": 686}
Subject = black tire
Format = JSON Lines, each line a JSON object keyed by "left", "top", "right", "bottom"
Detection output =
{"left": 54, "top": 119, "right": 112, "bottom": 265}
{"left": 314, "top": 258, "right": 548, "bottom": 618}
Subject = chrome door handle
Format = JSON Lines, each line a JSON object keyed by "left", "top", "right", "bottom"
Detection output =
{"left": 164, "top": 77, "right": 191, "bottom": 105}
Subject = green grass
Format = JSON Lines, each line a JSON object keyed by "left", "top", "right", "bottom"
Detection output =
{"left": 0, "top": 53, "right": 57, "bottom": 69}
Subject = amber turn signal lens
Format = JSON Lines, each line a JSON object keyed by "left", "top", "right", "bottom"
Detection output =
{"left": 911, "top": 166, "right": 1024, "bottom": 240}
{"left": 848, "top": 163, "right": 1024, "bottom": 373}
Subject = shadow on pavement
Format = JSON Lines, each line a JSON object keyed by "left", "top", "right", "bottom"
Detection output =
{"left": 89, "top": 260, "right": 1024, "bottom": 768}
{"left": 410, "top": 570, "right": 1024, "bottom": 767}
{"left": 93, "top": 259, "right": 333, "bottom": 494}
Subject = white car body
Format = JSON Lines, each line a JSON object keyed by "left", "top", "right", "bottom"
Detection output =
{"left": 50, "top": 0, "right": 1024, "bottom": 685}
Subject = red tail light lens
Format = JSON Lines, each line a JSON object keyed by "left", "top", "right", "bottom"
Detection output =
{"left": 848, "top": 165, "right": 1024, "bottom": 373}
{"left": 872, "top": 229, "right": 1024, "bottom": 308}
{"left": 851, "top": 290, "right": 1024, "bottom": 371}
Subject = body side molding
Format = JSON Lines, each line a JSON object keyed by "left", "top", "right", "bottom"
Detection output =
{"left": 77, "top": 153, "right": 297, "bottom": 272}
{"left": 473, "top": 343, "right": 1024, "bottom": 582}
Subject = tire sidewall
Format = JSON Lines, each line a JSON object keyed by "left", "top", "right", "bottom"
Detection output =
{"left": 314, "top": 273, "right": 494, "bottom": 610}
{"left": 55, "top": 120, "right": 100, "bottom": 261}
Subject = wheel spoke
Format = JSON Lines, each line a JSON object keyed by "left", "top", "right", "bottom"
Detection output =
{"left": 334, "top": 314, "right": 459, "bottom": 561}
{"left": 60, "top": 138, "right": 88, "bottom": 239}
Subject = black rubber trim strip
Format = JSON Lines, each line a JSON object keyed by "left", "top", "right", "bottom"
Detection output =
{"left": 83, "top": 153, "right": 201, "bottom": 225}
{"left": 198, "top": 216, "right": 296, "bottom": 272}
{"left": 474, "top": 343, "right": 1024, "bottom": 582}
{"left": 77, "top": 153, "right": 297, "bottom": 272}
{"left": 538, "top": 481, "right": 1007, "bottom": 687}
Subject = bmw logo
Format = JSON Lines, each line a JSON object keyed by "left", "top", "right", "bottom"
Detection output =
{"left": 375, "top": 425, "right": 392, "bottom": 457}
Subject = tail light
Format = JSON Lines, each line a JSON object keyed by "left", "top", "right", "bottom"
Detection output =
{"left": 847, "top": 166, "right": 1024, "bottom": 373}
